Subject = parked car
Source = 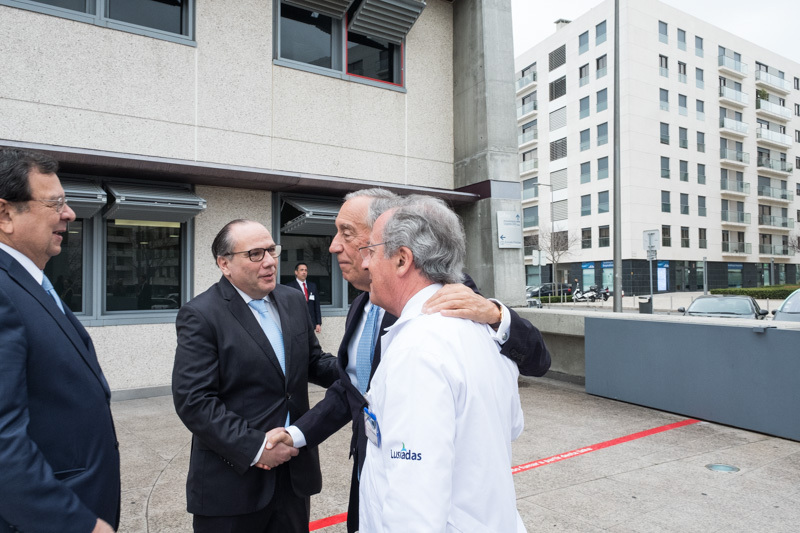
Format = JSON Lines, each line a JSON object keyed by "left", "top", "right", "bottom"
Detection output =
{"left": 527, "top": 283, "right": 572, "bottom": 298}
{"left": 772, "top": 288, "right": 800, "bottom": 322}
{"left": 677, "top": 295, "right": 768, "bottom": 320}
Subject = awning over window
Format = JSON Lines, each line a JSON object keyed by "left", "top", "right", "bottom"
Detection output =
{"left": 104, "top": 184, "right": 207, "bottom": 223}
{"left": 284, "top": 0, "right": 355, "bottom": 19}
{"left": 61, "top": 178, "right": 107, "bottom": 219}
{"left": 348, "top": 0, "right": 426, "bottom": 45}
{"left": 281, "top": 197, "right": 340, "bottom": 236}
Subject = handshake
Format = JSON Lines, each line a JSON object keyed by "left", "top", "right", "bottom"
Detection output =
{"left": 255, "top": 427, "right": 297, "bottom": 470}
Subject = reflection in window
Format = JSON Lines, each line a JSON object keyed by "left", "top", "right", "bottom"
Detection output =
{"left": 44, "top": 219, "right": 83, "bottom": 314}
{"left": 347, "top": 32, "right": 400, "bottom": 84}
{"left": 280, "top": 2, "right": 334, "bottom": 68}
{"left": 106, "top": 220, "right": 182, "bottom": 312}
{"left": 107, "top": 0, "right": 185, "bottom": 34}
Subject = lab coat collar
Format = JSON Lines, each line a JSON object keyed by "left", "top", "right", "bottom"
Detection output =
{"left": 381, "top": 283, "right": 442, "bottom": 351}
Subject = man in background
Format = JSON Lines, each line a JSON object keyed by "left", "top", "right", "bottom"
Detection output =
{"left": 283, "top": 262, "right": 322, "bottom": 333}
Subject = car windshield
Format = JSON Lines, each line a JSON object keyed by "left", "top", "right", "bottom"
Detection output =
{"left": 780, "top": 292, "right": 800, "bottom": 313}
{"left": 688, "top": 298, "right": 752, "bottom": 315}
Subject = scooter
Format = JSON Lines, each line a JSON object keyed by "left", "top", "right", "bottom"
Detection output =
{"left": 574, "top": 285, "right": 603, "bottom": 302}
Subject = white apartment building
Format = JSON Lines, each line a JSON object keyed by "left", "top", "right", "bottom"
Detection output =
{"left": 515, "top": 0, "right": 800, "bottom": 293}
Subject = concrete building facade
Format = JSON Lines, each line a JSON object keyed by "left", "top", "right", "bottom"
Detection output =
{"left": 515, "top": 0, "right": 800, "bottom": 294}
{"left": 0, "top": 0, "right": 524, "bottom": 396}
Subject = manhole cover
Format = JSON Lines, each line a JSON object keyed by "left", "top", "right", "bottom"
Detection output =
{"left": 705, "top": 463, "right": 740, "bottom": 473}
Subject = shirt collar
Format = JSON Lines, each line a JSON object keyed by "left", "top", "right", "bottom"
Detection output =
{"left": 0, "top": 242, "right": 44, "bottom": 284}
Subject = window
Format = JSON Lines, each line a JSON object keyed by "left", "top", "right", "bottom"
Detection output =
{"left": 678, "top": 61, "right": 687, "bottom": 83}
{"left": 681, "top": 227, "right": 690, "bottom": 248}
{"left": 661, "top": 156, "right": 670, "bottom": 178}
{"left": 796, "top": 103, "right": 800, "bottom": 117}
{"left": 659, "top": 21, "right": 668, "bottom": 43}
{"left": 279, "top": 2, "right": 335, "bottom": 69}
{"left": 679, "top": 94, "right": 688, "bottom": 115}
{"left": 582, "top": 228, "right": 592, "bottom": 249}
{"left": 549, "top": 44, "right": 567, "bottom": 70}
{"left": 659, "top": 55, "right": 669, "bottom": 77}
{"left": 549, "top": 107, "right": 567, "bottom": 131}
{"left": 680, "top": 193, "right": 689, "bottom": 214}
{"left": 677, "top": 28, "right": 686, "bottom": 50}
{"left": 699, "top": 228, "right": 707, "bottom": 248}
{"left": 698, "top": 196, "right": 707, "bottom": 217}
{"left": 697, "top": 131, "right": 705, "bottom": 152}
{"left": 581, "top": 194, "right": 591, "bottom": 216}
{"left": 597, "top": 88, "right": 608, "bottom": 112}
{"left": 581, "top": 161, "right": 591, "bottom": 183}
{"left": 549, "top": 76, "right": 567, "bottom": 101}
{"left": 696, "top": 99, "right": 705, "bottom": 119}
{"left": 580, "top": 129, "right": 591, "bottom": 151}
{"left": 661, "top": 190, "right": 671, "bottom": 212}
{"left": 660, "top": 88, "right": 669, "bottom": 111}
{"left": 679, "top": 127, "right": 688, "bottom": 148}
{"left": 660, "top": 122, "right": 670, "bottom": 144}
{"left": 598, "top": 156, "right": 609, "bottom": 179}
{"left": 696, "top": 67, "right": 704, "bottom": 89}
{"left": 596, "top": 20, "right": 607, "bottom": 45}
{"left": 522, "top": 62, "right": 536, "bottom": 78}
{"left": 550, "top": 138, "right": 567, "bottom": 161}
{"left": 698, "top": 163, "right": 706, "bottom": 184}
{"left": 522, "top": 178, "right": 538, "bottom": 201}
{"left": 599, "top": 226, "right": 610, "bottom": 247}
{"left": 523, "top": 206, "right": 539, "bottom": 227}
{"left": 580, "top": 96, "right": 590, "bottom": 119}
{"left": 695, "top": 35, "right": 704, "bottom": 57}
{"left": 598, "top": 191, "right": 609, "bottom": 213}
{"left": 579, "top": 63, "right": 590, "bottom": 86}
{"left": 4, "top": 0, "right": 194, "bottom": 42}
{"left": 680, "top": 160, "right": 688, "bottom": 181}
{"left": 597, "top": 123, "right": 608, "bottom": 146}
{"left": 596, "top": 55, "right": 607, "bottom": 78}
{"left": 346, "top": 30, "right": 402, "bottom": 84}
{"left": 796, "top": 130, "right": 800, "bottom": 143}
{"left": 579, "top": 31, "right": 589, "bottom": 54}
{"left": 796, "top": 77, "right": 800, "bottom": 90}
{"left": 662, "top": 225, "right": 671, "bottom": 247}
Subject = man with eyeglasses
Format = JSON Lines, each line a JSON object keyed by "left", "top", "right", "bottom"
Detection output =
{"left": 0, "top": 148, "right": 120, "bottom": 533}
{"left": 172, "top": 219, "right": 339, "bottom": 533}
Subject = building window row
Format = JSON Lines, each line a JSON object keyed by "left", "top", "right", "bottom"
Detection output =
{"left": 578, "top": 19, "right": 607, "bottom": 55}
{"left": 659, "top": 20, "right": 704, "bottom": 57}
{"left": 580, "top": 191, "right": 610, "bottom": 216}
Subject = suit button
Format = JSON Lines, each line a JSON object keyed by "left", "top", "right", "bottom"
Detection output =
{"left": 286, "top": 393, "right": 292, "bottom": 401}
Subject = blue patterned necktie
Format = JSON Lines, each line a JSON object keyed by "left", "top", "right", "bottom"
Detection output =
{"left": 248, "top": 299, "right": 286, "bottom": 374}
{"left": 41, "top": 274, "right": 65, "bottom": 314}
{"left": 356, "top": 304, "right": 381, "bottom": 394}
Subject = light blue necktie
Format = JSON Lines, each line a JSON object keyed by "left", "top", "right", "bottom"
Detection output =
{"left": 248, "top": 299, "right": 286, "bottom": 374}
{"left": 356, "top": 305, "right": 381, "bottom": 394}
{"left": 41, "top": 274, "right": 65, "bottom": 314}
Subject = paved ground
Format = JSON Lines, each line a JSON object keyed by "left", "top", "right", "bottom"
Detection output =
{"left": 113, "top": 376, "right": 800, "bottom": 532}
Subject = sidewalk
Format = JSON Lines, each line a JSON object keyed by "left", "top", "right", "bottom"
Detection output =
{"left": 112, "top": 377, "right": 800, "bottom": 532}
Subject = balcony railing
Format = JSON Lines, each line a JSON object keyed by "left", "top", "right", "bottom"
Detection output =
{"left": 580, "top": 140, "right": 590, "bottom": 151}
{"left": 757, "top": 157, "right": 793, "bottom": 173}
{"left": 722, "top": 242, "right": 751, "bottom": 254}
{"left": 679, "top": 138, "right": 688, "bottom": 148}
{"left": 660, "top": 169, "right": 670, "bottom": 178}
{"left": 718, "top": 55, "right": 748, "bottom": 76}
{"left": 719, "top": 86, "right": 749, "bottom": 105}
{"left": 721, "top": 210, "right": 751, "bottom": 224}
{"left": 697, "top": 142, "right": 705, "bottom": 152}
{"left": 719, "top": 116, "right": 748, "bottom": 135}
{"left": 720, "top": 148, "right": 750, "bottom": 164}
{"left": 680, "top": 171, "right": 689, "bottom": 181}
{"left": 597, "top": 134, "right": 608, "bottom": 146}
{"left": 598, "top": 237, "right": 610, "bottom": 247}
{"left": 523, "top": 217, "right": 539, "bottom": 229}
{"left": 520, "top": 159, "right": 538, "bottom": 174}
{"left": 756, "top": 128, "right": 792, "bottom": 147}
{"left": 758, "top": 185, "right": 793, "bottom": 201}
{"left": 720, "top": 178, "right": 750, "bottom": 194}
{"left": 659, "top": 33, "right": 668, "bottom": 44}
{"left": 698, "top": 206, "right": 707, "bottom": 216}
{"left": 661, "top": 202, "right": 671, "bottom": 213}
{"left": 758, "top": 215, "right": 794, "bottom": 229}
{"left": 517, "top": 100, "right": 538, "bottom": 118}
{"left": 579, "top": 75, "right": 589, "bottom": 87}
{"left": 755, "top": 70, "right": 792, "bottom": 92}
{"left": 756, "top": 98, "right": 791, "bottom": 119}
{"left": 759, "top": 244, "right": 795, "bottom": 256}
{"left": 680, "top": 204, "right": 690, "bottom": 215}
{"left": 516, "top": 72, "right": 537, "bottom": 91}
{"left": 699, "top": 238, "right": 708, "bottom": 249}
{"left": 597, "top": 67, "right": 608, "bottom": 79}
{"left": 678, "top": 73, "right": 687, "bottom": 83}
{"left": 519, "top": 129, "right": 538, "bottom": 145}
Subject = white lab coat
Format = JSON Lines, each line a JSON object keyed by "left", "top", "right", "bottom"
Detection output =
{"left": 359, "top": 284, "right": 526, "bottom": 533}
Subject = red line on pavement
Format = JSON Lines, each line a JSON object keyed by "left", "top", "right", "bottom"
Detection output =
{"left": 309, "top": 418, "right": 699, "bottom": 530}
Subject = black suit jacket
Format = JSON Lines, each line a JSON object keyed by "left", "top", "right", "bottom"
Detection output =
{"left": 293, "top": 274, "right": 550, "bottom": 532}
{"left": 0, "top": 249, "right": 120, "bottom": 532}
{"left": 283, "top": 279, "right": 322, "bottom": 326}
{"left": 172, "top": 277, "right": 339, "bottom": 517}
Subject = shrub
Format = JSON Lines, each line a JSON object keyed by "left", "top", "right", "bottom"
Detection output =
{"left": 709, "top": 285, "right": 799, "bottom": 300}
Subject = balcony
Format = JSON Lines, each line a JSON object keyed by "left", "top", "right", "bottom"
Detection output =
{"left": 520, "top": 159, "right": 538, "bottom": 175}
{"left": 759, "top": 244, "right": 795, "bottom": 256}
{"left": 720, "top": 148, "right": 749, "bottom": 167}
{"left": 519, "top": 129, "right": 538, "bottom": 147}
{"left": 755, "top": 70, "right": 792, "bottom": 94}
{"left": 722, "top": 242, "right": 751, "bottom": 254}
{"left": 517, "top": 100, "right": 538, "bottom": 120}
{"left": 516, "top": 72, "right": 537, "bottom": 93}
{"left": 758, "top": 215, "right": 794, "bottom": 229}
{"left": 721, "top": 210, "right": 751, "bottom": 225}
{"left": 718, "top": 55, "right": 747, "bottom": 77}
{"left": 720, "top": 178, "right": 750, "bottom": 196}
{"left": 718, "top": 86, "right": 749, "bottom": 107}
{"left": 719, "top": 116, "right": 748, "bottom": 137}
{"left": 756, "top": 99, "right": 791, "bottom": 121}
{"left": 756, "top": 128, "right": 792, "bottom": 149}
{"left": 757, "top": 185, "right": 794, "bottom": 202}
{"left": 757, "top": 156, "right": 793, "bottom": 176}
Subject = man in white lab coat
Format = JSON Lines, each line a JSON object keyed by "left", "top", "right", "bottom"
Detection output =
{"left": 358, "top": 196, "right": 526, "bottom": 532}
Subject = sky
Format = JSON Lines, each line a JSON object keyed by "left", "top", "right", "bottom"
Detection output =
{"left": 511, "top": 0, "right": 800, "bottom": 65}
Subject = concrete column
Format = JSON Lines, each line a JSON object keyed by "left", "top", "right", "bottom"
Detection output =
{"left": 453, "top": 0, "right": 525, "bottom": 305}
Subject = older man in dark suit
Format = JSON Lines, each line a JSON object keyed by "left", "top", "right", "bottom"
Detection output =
{"left": 0, "top": 148, "right": 119, "bottom": 533}
{"left": 172, "top": 219, "right": 339, "bottom": 533}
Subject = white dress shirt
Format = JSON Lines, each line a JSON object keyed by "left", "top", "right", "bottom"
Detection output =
{"left": 0, "top": 242, "right": 43, "bottom": 284}
{"left": 359, "top": 284, "right": 526, "bottom": 533}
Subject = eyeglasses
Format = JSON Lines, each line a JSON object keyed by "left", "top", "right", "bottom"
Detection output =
{"left": 228, "top": 245, "right": 282, "bottom": 262}
{"left": 29, "top": 196, "right": 69, "bottom": 214}
{"left": 358, "top": 242, "right": 385, "bottom": 261}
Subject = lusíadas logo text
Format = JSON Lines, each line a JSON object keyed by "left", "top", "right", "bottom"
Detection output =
{"left": 390, "top": 442, "right": 422, "bottom": 461}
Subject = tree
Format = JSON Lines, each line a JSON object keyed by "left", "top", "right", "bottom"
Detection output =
{"left": 535, "top": 222, "right": 581, "bottom": 298}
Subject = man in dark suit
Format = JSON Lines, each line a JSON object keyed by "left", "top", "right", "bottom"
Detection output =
{"left": 268, "top": 189, "right": 550, "bottom": 532}
{"left": 172, "top": 219, "right": 339, "bottom": 533}
{"left": 0, "top": 148, "right": 120, "bottom": 533}
{"left": 283, "top": 262, "right": 322, "bottom": 333}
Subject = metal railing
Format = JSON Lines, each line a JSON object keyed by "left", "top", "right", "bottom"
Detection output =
{"left": 722, "top": 241, "right": 751, "bottom": 254}
{"left": 719, "top": 116, "right": 748, "bottom": 135}
{"left": 516, "top": 72, "right": 536, "bottom": 91}
{"left": 757, "top": 215, "right": 794, "bottom": 228}
{"left": 757, "top": 157, "right": 793, "bottom": 173}
{"left": 720, "top": 148, "right": 750, "bottom": 164}
{"left": 757, "top": 185, "right": 793, "bottom": 201}
{"left": 517, "top": 100, "right": 538, "bottom": 118}
{"left": 719, "top": 86, "right": 749, "bottom": 105}
{"left": 720, "top": 178, "right": 749, "bottom": 194}
{"left": 756, "top": 128, "right": 792, "bottom": 146}
{"left": 721, "top": 210, "right": 751, "bottom": 224}
{"left": 756, "top": 98, "right": 791, "bottom": 119}
{"left": 718, "top": 55, "right": 748, "bottom": 75}
{"left": 755, "top": 70, "right": 791, "bottom": 92}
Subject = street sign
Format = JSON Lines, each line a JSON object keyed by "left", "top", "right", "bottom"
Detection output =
{"left": 647, "top": 250, "right": 657, "bottom": 260}
{"left": 643, "top": 229, "right": 660, "bottom": 251}
{"left": 496, "top": 211, "right": 522, "bottom": 249}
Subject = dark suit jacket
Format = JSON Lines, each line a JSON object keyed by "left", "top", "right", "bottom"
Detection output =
{"left": 172, "top": 277, "right": 339, "bottom": 517}
{"left": 0, "top": 248, "right": 120, "bottom": 532}
{"left": 283, "top": 279, "right": 322, "bottom": 326}
{"left": 293, "top": 274, "right": 550, "bottom": 532}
